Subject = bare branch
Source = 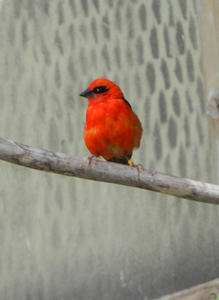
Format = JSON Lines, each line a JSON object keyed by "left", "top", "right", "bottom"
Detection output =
{"left": 0, "top": 137, "right": 218, "bottom": 204}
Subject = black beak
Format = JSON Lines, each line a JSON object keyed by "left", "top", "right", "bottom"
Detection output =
{"left": 80, "top": 88, "right": 94, "bottom": 98}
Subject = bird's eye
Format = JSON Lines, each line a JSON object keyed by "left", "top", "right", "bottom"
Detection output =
{"left": 93, "top": 86, "right": 109, "bottom": 94}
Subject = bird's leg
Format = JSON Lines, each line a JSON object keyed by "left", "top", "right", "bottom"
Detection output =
{"left": 127, "top": 158, "right": 144, "bottom": 179}
{"left": 87, "top": 155, "right": 96, "bottom": 166}
{"left": 128, "top": 159, "right": 144, "bottom": 169}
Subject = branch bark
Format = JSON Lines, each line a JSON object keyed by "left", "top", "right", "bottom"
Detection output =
{"left": 0, "top": 137, "right": 218, "bottom": 204}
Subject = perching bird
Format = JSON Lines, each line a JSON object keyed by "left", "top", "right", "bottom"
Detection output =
{"left": 80, "top": 78, "right": 142, "bottom": 165}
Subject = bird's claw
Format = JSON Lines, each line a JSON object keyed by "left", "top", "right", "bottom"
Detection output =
{"left": 87, "top": 155, "right": 96, "bottom": 166}
{"left": 128, "top": 160, "right": 144, "bottom": 178}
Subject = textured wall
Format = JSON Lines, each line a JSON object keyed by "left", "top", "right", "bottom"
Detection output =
{"left": 0, "top": 0, "right": 218, "bottom": 299}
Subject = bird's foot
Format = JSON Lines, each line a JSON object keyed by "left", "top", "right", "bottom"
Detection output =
{"left": 87, "top": 155, "right": 96, "bottom": 166}
{"left": 128, "top": 159, "right": 144, "bottom": 178}
{"left": 128, "top": 159, "right": 144, "bottom": 169}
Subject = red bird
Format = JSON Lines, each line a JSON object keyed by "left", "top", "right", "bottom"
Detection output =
{"left": 80, "top": 78, "right": 142, "bottom": 165}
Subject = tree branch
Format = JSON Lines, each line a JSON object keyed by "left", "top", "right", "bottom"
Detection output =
{"left": 0, "top": 137, "right": 218, "bottom": 204}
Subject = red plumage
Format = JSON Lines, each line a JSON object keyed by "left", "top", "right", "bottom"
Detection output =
{"left": 80, "top": 78, "right": 142, "bottom": 165}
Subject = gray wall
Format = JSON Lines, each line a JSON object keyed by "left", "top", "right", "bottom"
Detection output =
{"left": 0, "top": 0, "right": 218, "bottom": 299}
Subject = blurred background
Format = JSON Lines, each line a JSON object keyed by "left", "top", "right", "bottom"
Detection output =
{"left": 0, "top": 0, "right": 219, "bottom": 299}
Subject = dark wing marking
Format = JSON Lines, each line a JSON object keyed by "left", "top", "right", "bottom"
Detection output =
{"left": 122, "top": 97, "right": 132, "bottom": 108}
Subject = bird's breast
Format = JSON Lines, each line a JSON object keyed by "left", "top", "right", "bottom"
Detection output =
{"left": 84, "top": 98, "right": 142, "bottom": 158}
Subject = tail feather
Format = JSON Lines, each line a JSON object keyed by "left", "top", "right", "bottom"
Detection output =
{"left": 107, "top": 157, "right": 129, "bottom": 165}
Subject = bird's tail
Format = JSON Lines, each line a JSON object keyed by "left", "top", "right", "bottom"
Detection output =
{"left": 107, "top": 157, "right": 129, "bottom": 165}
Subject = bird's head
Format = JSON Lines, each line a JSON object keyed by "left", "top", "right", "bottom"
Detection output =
{"left": 80, "top": 78, "right": 124, "bottom": 101}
